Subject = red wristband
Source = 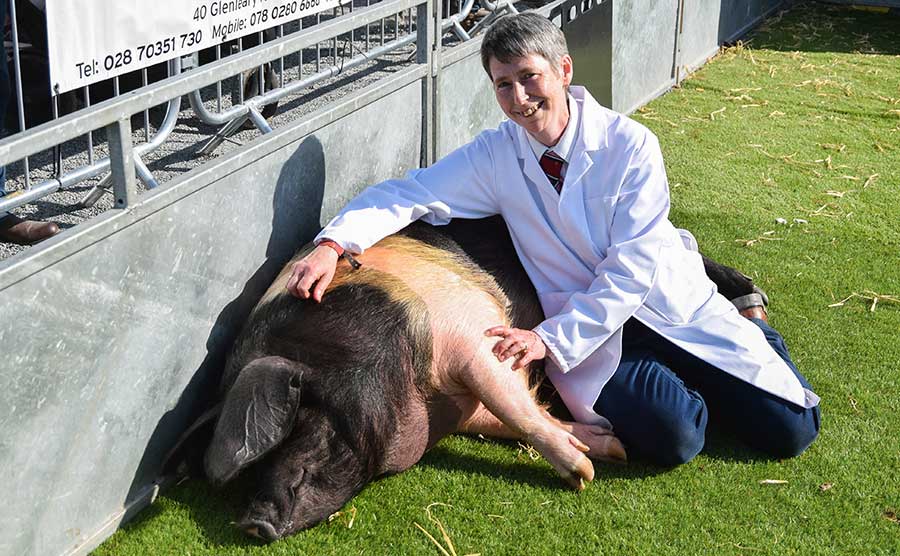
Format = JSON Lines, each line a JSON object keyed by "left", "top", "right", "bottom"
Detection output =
{"left": 317, "top": 239, "right": 345, "bottom": 257}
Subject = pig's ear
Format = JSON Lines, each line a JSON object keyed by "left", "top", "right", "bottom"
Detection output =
{"left": 204, "top": 356, "right": 303, "bottom": 485}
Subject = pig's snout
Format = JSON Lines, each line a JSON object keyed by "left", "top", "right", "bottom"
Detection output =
{"left": 241, "top": 520, "right": 280, "bottom": 542}
{"left": 238, "top": 501, "right": 287, "bottom": 542}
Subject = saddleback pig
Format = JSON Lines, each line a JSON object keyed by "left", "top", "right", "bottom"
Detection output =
{"left": 202, "top": 216, "right": 764, "bottom": 542}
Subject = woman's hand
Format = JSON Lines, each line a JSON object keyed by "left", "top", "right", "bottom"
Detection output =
{"left": 484, "top": 326, "right": 548, "bottom": 370}
{"left": 285, "top": 245, "right": 340, "bottom": 302}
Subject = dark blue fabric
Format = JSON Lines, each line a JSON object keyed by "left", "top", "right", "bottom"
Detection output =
{"left": 594, "top": 317, "right": 820, "bottom": 466}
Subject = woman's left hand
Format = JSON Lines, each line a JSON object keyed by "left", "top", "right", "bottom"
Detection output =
{"left": 484, "top": 326, "right": 548, "bottom": 370}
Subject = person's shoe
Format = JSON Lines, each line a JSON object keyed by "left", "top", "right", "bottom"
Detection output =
{"left": 732, "top": 287, "right": 769, "bottom": 323}
{"left": 738, "top": 305, "right": 768, "bottom": 322}
{"left": 0, "top": 214, "right": 61, "bottom": 245}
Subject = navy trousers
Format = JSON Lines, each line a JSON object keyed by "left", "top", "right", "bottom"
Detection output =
{"left": 593, "top": 318, "right": 820, "bottom": 466}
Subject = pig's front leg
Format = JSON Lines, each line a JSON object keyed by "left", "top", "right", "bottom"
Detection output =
{"left": 450, "top": 337, "right": 595, "bottom": 490}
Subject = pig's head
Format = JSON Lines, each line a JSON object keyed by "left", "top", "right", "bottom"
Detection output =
{"left": 204, "top": 356, "right": 369, "bottom": 541}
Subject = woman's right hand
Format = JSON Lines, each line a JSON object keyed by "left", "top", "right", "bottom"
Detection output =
{"left": 285, "top": 245, "right": 340, "bottom": 302}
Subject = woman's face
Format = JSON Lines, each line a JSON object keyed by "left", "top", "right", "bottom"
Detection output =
{"left": 488, "top": 52, "right": 573, "bottom": 146}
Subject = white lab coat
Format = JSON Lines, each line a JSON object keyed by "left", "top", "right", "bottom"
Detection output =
{"left": 317, "top": 86, "right": 819, "bottom": 424}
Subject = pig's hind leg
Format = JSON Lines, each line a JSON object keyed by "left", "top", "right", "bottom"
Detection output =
{"left": 451, "top": 337, "right": 596, "bottom": 490}
{"left": 462, "top": 399, "right": 627, "bottom": 464}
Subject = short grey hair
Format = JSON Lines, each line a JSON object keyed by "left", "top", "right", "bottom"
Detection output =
{"left": 480, "top": 13, "right": 569, "bottom": 78}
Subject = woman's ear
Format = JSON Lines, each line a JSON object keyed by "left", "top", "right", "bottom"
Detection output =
{"left": 560, "top": 54, "right": 574, "bottom": 87}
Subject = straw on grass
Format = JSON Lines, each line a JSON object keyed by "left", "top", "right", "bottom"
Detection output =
{"left": 828, "top": 291, "right": 900, "bottom": 312}
{"left": 736, "top": 231, "right": 783, "bottom": 247}
{"left": 414, "top": 502, "right": 481, "bottom": 556}
{"left": 516, "top": 441, "right": 541, "bottom": 461}
{"left": 327, "top": 506, "right": 357, "bottom": 529}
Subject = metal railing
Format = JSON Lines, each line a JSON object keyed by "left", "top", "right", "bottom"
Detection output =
{"left": 0, "top": 0, "right": 516, "bottom": 229}
{"left": 187, "top": 0, "right": 515, "bottom": 156}
{"left": 1, "top": 0, "right": 427, "bottom": 207}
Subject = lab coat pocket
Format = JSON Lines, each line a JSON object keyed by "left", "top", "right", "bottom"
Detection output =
{"left": 582, "top": 194, "right": 617, "bottom": 250}
{"left": 643, "top": 249, "right": 715, "bottom": 325}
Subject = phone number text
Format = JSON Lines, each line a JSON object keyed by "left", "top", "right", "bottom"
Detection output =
{"left": 73, "top": 30, "right": 203, "bottom": 79}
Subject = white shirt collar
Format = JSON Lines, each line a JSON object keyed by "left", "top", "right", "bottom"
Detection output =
{"left": 526, "top": 92, "right": 579, "bottom": 163}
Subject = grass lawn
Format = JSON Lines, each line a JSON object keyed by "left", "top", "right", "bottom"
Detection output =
{"left": 94, "top": 3, "right": 900, "bottom": 555}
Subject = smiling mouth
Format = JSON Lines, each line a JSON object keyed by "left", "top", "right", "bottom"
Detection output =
{"left": 521, "top": 100, "right": 544, "bottom": 118}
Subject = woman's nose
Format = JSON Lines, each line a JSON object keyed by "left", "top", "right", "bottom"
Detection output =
{"left": 512, "top": 83, "right": 528, "bottom": 104}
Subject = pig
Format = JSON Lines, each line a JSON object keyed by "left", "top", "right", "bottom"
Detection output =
{"left": 202, "top": 216, "right": 764, "bottom": 541}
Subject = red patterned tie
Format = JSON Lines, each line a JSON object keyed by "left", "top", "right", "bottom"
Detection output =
{"left": 539, "top": 150, "right": 565, "bottom": 193}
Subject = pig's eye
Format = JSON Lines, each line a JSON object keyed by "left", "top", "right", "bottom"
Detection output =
{"left": 290, "top": 467, "right": 306, "bottom": 490}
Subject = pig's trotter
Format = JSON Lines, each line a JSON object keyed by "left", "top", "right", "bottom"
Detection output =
{"left": 526, "top": 428, "right": 595, "bottom": 491}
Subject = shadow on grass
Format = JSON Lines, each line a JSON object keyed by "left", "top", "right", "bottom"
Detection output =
{"left": 538, "top": 379, "right": 779, "bottom": 468}
{"left": 417, "top": 436, "right": 778, "bottom": 493}
{"left": 696, "top": 429, "right": 776, "bottom": 464}
{"left": 129, "top": 443, "right": 590, "bottom": 551}
{"left": 749, "top": 3, "right": 900, "bottom": 55}
{"left": 418, "top": 443, "right": 584, "bottom": 490}
{"left": 121, "top": 476, "right": 268, "bottom": 550}
{"left": 418, "top": 438, "right": 726, "bottom": 485}
{"left": 114, "top": 501, "right": 167, "bottom": 535}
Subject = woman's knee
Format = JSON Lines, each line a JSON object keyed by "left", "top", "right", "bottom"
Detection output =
{"left": 657, "top": 407, "right": 707, "bottom": 466}
{"left": 630, "top": 400, "right": 708, "bottom": 467}
{"left": 598, "top": 352, "right": 709, "bottom": 466}
{"left": 749, "top": 405, "right": 821, "bottom": 459}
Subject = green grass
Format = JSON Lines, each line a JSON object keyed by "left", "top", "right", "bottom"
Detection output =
{"left": 94, "top": 4, "right": 900, "bottom": 555}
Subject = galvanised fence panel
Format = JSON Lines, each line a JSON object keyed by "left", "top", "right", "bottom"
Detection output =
{"left": 611, "top": 0, "right": 680, "bottom": 114}
{"left": 718, "top": 0, "right": 787, "bottom": 43}
{"left": 435, "top": 43, "right": 506, "bottom": 159}
{"left": 561, "top": 0, "right": 613, "bottom": 109}
{"left": 678, "top": 0, "right": 789, "bottom": 83}
{"left": 572, "top": 0, "right": 790, "bottom": 114}
{"left": 678, "top": 0, "right": 724, "bottom": 77}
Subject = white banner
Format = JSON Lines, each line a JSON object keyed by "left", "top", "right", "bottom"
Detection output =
{"left": 46, "top": 0, "right": 344, "bottom": 95}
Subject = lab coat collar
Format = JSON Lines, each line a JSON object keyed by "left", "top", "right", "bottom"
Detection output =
{"left": 513, "top": 86, "right": 609, "bottom": 195}
{"left": 571, "top": 86, "right": 608, "bottom": 152}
